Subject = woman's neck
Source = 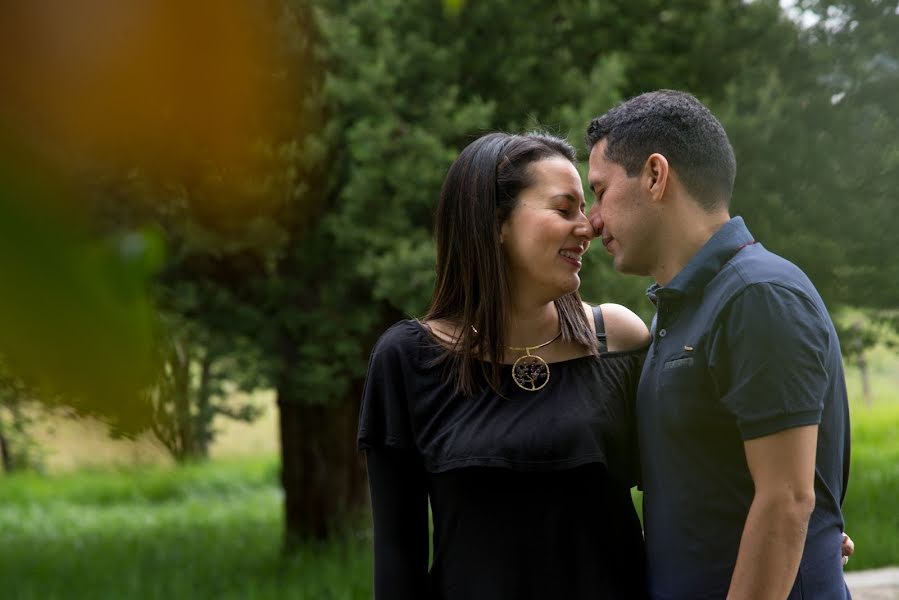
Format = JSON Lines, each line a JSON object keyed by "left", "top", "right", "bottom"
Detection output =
{"left": 504, "top": 301, "right": 560, "bottom": 348}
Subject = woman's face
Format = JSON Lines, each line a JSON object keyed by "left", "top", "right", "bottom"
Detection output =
{"left": 500, "top": 157, "right": 593, "bottom": 304}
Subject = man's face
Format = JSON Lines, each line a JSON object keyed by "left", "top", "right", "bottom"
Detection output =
{"left": 587, "top": 140, "right": 658, "bottom": 276}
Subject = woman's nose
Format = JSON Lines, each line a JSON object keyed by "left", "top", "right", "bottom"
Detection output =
{"left": 575, "top": 213, "right": 596, "bottom": 240}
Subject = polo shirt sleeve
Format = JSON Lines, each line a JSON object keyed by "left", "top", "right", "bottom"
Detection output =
{"left": 709, "top": 283, "right": 830, "bottom": 440}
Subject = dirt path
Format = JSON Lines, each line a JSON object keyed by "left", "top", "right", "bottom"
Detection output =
{"left": 846, "top": 567, "right": 899, "bottom": 599}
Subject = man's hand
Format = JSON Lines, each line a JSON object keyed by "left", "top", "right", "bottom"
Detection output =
{"left": 842, "top": 533, "right": 855, "bottom": 566}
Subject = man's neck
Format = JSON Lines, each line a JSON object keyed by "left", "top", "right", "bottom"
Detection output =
{"left": 652, "top": 212, "right": 730, "bottom": 287}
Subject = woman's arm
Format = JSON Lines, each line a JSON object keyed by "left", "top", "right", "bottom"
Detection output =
{"left": 366, "top": 447, "right": 430, "bottom": 599}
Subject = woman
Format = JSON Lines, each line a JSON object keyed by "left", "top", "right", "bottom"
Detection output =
{"left": 358, "top": 131, "right": 651, "bottom": 599}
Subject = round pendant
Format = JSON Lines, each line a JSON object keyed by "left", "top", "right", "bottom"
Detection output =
{"left": 511, "top": 354, "right": 550, "bottom": 391}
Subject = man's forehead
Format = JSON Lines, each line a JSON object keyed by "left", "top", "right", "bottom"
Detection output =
{"left": 587, "top": 142, "right": 609, "bottom": 182}
{"left": 588, "top": 139, "right": 608, "bottom": 162}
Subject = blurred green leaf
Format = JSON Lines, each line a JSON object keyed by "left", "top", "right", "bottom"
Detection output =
{"left": 0, "top": 141, "right": 160, "bottom": 432}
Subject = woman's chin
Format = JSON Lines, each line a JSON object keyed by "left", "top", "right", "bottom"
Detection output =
{"left": 554, "top": 276, "right": 581, "bottom": 298}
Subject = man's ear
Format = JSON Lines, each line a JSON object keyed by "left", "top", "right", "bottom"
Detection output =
{"left": 644, "top": 153, "right": 669, "bottom": 201}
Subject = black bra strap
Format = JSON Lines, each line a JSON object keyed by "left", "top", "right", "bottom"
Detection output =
{"left": 592, "top": 305, "right": 608, "bottom": 353}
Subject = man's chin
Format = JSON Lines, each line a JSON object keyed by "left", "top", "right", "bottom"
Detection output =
{"left": 613, "top": 257, "right": 648, "bottom": 277}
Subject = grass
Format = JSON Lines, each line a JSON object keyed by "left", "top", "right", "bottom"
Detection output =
{"left": 0, "top": 457, "right": 373, "bottom": 600}
{"left": 841, "top": 343, "right": 899, "bottom": 569}
{"left": 841, "top": 401, "right": 899, "bottom": 571}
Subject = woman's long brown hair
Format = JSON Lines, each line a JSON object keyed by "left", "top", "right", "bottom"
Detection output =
{"left": 424, "top": 132, "right": 596, "bottom": 396}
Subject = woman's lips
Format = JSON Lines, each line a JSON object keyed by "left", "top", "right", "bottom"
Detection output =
{"left": 559, "top": 249, "right": 583, "bottom": 267}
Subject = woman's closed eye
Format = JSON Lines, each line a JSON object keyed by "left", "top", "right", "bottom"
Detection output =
{"left": 556, "top": 203, "right": 586, "bottom": 216}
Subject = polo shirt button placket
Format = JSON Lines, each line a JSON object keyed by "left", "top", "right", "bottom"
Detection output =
{"left": 656, "top": 328, "right": 667, "bottom": 357}
{"left": 652, "top": 304, "right": 664, "bottom": 358}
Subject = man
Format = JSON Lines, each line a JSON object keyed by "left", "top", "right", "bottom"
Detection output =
{"left": 586, "top": 90, "right": 852, "bottom": 599}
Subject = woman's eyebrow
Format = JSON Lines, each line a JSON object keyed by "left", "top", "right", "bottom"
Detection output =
{"left": 550, "top": 193, "right": 579, "bottom": 202}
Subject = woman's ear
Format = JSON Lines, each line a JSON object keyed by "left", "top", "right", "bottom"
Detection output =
{"left": 499, "top": 214, "right": 510, "bottom": 245}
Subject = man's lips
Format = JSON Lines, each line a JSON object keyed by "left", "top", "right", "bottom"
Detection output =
{"left": 602, "top": 236, "right": 614, "bottom": 252}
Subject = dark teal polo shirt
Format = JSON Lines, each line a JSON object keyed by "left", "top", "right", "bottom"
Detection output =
{"left": 638, "top": 217, "right": 851, "bottom": 599}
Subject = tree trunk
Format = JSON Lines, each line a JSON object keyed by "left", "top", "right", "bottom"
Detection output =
{"left": 194, "top": 350, "right": 214, "bottom": 458}
{"left": 0, "top": 418, "right": 12, "bottom": 473}
{"left": 170, "top": 336, "right": 194, "bottom": 462}
{"left": 277, "top": 379, "right": 367, "bottom": 552}
{"left": 858, "top": 352, "right": 872, "bottom": 406}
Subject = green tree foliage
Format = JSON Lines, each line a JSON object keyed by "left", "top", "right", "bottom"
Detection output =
{"left": 720, "top": 0, "right": 899, "bottom": 343}
{"left": 148, "top": 313, "right": 264, "bottom": 463}
{"left": 805, "top": 0, "right": 899, "bottom": 316}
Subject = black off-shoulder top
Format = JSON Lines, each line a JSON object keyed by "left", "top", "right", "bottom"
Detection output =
{"left": 359, "top": 316, "right": 645, "bottom": 484}
{"left": 359, "top": 311, "right": 649, "bottom": 600}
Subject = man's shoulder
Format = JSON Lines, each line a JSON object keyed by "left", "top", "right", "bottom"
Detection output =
{"left": 732, "top": 243, "right": 809, "bottom": 284}
{"left": 719, "top": 243, "right": 821, "bottom": 301}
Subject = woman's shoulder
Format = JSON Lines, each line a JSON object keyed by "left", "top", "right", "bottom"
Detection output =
{"left": 582, "top": 302, "right": 650, "bottom": 353}
{"left": 371, "top": 319, "right": 427, "bottom": 357}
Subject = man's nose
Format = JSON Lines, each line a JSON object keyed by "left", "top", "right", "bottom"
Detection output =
{"left": 587, "top": 203, "right": 603, "bottom": 237}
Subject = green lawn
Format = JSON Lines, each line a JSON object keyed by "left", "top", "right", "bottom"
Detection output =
{"left": 841, "top": 344, "right": 899, "bottom": 570}
{"left": 1, "top": 350, "right": 896, "bottom": 597}
{"left": 841, "top": 401, "right": 899, "bottom": 570}
{"left": 0, "top": 458, "right": 372, "bottom": 600}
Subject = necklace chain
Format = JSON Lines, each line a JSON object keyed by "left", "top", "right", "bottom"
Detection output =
{"left": 507, "top": 329, "right": 562, "bottom": 352}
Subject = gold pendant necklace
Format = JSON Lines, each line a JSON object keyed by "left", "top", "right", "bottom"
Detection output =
{"left": 508, "top": 330, "right": 562, "bottom": 391}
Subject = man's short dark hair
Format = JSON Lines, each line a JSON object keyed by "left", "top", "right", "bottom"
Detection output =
{"left": 586, "top": 90, "right": 736, "bottom": 210}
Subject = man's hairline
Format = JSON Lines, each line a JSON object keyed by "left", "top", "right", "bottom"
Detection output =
{"left": 586, "top": 135, "right": 646, "bottom": 181}
{"left": 588, "top": 135, "right": 733, "bottom": 211}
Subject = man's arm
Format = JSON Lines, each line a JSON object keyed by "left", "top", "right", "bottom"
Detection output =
{"left": 727, "top": 424, "right": 818, "bottom": 600}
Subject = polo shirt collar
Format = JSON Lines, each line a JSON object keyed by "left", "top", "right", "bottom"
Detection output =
{"left": 646, "top": 216, "right": 754, "bottom": 303}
